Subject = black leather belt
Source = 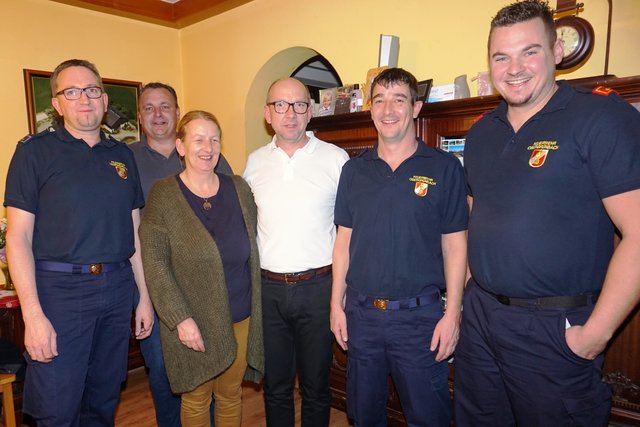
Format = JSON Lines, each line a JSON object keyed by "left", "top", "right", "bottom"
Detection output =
{"left": 261, "top": 265, "right": 332, "bottom": 284}
{"left": 491, "top": 291, "right": 598, "bottom": 309}
{"left": 35, "top": 260, "right": 130, "bottom": 275}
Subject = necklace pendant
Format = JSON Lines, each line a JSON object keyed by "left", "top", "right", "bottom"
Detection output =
{"left": 203, "top": 200, "right": 212, "bottom": 210}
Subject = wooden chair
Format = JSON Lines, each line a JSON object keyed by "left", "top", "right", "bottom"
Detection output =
{"left": 0, "top": 373, "right": 16, "bottom": 427}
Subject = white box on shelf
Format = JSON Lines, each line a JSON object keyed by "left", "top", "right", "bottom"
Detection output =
{"left": 428, "top": 84, "right": 456, "bottom": 102}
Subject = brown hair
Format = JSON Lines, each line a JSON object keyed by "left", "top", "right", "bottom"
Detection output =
{"left": 489, "top": 0, "right": 557, "bottom": 50}
{"left": 371, "top": 68, "right": 420, "bottom": 104}
{"left": 176, "top": 110, "right": 222, "bottom": 141}
{"left": 140, "top": 82, "right": 179, "bottom": 108}
{"left": 50, "top": 59, "right": 102, "bottom": 96}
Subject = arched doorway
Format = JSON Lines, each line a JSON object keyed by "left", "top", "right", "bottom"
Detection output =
{"left": 244, "top": 47, "right": 341, "bottom": 156}
{"left": 291, "top": 55, "right": 342, "bottom": 103}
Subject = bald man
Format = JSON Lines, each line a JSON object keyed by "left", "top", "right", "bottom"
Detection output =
{"left": 243, "top": 78, "right": 348, "bottom": 427}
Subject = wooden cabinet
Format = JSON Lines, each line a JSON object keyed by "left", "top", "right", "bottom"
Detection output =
{"left": 309, "top": 75, "right": 640, "bottom": 426}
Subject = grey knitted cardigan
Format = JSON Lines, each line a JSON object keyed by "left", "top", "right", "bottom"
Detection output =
{"left": 140, "top": 174, "right": 264, "bottom": 394}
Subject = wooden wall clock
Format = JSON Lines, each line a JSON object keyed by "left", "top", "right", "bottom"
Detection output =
{"left": 554, "top": 0, "right": 595, "bottom": 70}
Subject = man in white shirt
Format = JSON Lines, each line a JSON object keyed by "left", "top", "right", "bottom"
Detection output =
{"left": 243, "top": 77, "right": 348, "bottom": 427}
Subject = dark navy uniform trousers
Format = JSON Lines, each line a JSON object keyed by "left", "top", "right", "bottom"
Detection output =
{"left": 345, "top": 287, "right": 452, "bottom": 427}
{"left": 454, "top": 280, "right": 611, "bottom": 427}
{"left": 23, "top": 265, "right": 135, "bottom": 427}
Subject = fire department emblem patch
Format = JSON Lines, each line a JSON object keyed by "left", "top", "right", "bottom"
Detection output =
{"left": 414, "top": 181, "right": 429, "bottom": 197}
{"left": 109, "top": 161, "right": 128, "bottom": 179}
{"left": 528, "top": 149, "right": 548, "bottom": 168}
{"left": 409, "top": 175, "right": 436, "bottom": 197}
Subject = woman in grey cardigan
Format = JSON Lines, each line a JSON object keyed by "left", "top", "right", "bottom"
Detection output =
{"left": 140, "top": 110, "right": 263, "bottom": 427}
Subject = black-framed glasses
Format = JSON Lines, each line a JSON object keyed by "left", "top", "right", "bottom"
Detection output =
{"left": 267, "top": 100, "right": 310, "bottom": 114}
{"left": 55, "top": 86, "right": 104, "bottom": 100}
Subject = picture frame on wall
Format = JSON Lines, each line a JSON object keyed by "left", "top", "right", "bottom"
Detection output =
{"left": 23, "top": 69, "right": 142, "bottom": 144}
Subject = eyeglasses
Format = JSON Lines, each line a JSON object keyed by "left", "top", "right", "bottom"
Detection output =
{"left": 55, "top": 86, "right": 104, "bottom": 100}
{"left": 267, "top": 100, "right": 310, "bottom": 114}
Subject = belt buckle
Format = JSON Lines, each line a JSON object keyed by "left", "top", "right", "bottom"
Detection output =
{"left": 284, "top": 273, "right": 295, "bottom": 285}
{"left": 89, "top": 263, "right": 102, "bottom": 275}
{"left": 373, "top": 298, "right": 387, "bottom": 311}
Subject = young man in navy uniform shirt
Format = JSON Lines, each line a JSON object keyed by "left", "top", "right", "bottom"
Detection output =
{"left": 4, "top": 59, "right": 153, "bottom": 426}
{"left": 331, "top": 68, "right": 468, "bottom": 427}
{"left": 455, "top": 1, "right": 640, "bottom": 426}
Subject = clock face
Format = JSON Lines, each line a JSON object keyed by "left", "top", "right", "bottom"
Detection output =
{"left": 557, "top": 25, "right": 580, "bottom": 56}
{"left": 554, "top": 16, "right": 595, "bottom": 70}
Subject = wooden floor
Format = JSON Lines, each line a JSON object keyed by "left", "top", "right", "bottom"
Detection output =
{"left": 114, "top": 367, "right": 352, "bottom": 426}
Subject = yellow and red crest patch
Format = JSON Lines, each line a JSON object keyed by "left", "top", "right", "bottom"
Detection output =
{"left": 414, "top": 182, "right": 429, "bottom": 197}
{"left": 526, "top": 140, "right": 558, "bottom": 168}
{"left": 528, "top": 149, "right": 548, "bottom": 168}
{"left": 409, "top": 175, "right": 436, "bottom": 197}
{"left": 109, "top": 161, "right": 128, "bottom": 179}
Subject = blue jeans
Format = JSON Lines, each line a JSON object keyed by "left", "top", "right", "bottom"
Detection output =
{"left": 262, "top": 273, "right": 333, "bottom": 427}
{"left": 134, "top": 292, "right": 216, "bottom": 427}
{"left": 23, "top": 266, "right": 134, "bottom": 427}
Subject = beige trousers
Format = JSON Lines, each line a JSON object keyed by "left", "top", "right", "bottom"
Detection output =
{"left": 181, "top": 317, "right": 250, "bottom": 427}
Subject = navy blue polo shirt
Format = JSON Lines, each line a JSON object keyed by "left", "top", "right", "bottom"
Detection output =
{"left": 335, "top": 140, "right": 468, "bottom": 299}
{"left": 4, "top": 126, "right": 144, "bottom": 264}
{"left": 128, "top": 135, "right": 183, "bottom": 201}
{"left": 465, "top": 81, "right": 640, "bottom": 298}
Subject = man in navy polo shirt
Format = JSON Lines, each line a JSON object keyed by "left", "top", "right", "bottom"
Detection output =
{"left": 330, "top": 68, "right": 468, "bottom": 426}
{"left": 129, "top": 81, "right": 232, "bottom": 427}
{"left": 455, "top": 1, "right": 640, "bottom": 426}
{"left": 4, "top": 59, "right": 154, "bottom": 426}
{"left": 129, "top": 82, "right": 232, "bottom": 200}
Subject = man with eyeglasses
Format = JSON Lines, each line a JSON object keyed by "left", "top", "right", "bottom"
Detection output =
{"left": 4, "top": 59, "right": 153, "bottom": 426}
{"left": 129, "top": 82, "right": 233, "bottom": 427}
{"left": 243, "top": 77, "right": 348, "bottom": 427}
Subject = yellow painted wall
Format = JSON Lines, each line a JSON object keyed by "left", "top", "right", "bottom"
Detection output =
{"left": 0, "top": 0, "right": 182, "bottom": 216}
{"left": 180, "top": 0, "right": 640, "bottom": 171}
{"left": 1, "top": 0, "right": 639, "bottom": 217}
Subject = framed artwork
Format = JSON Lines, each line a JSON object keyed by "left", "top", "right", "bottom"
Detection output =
{"left": 417, "top": 79, "right": 433, "bottom": 103}
{"left": 317, "top": 87, "right": 337, "bottom": 117}
{"left": 23, "top": 69, "right": 141, "bottom": 144}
